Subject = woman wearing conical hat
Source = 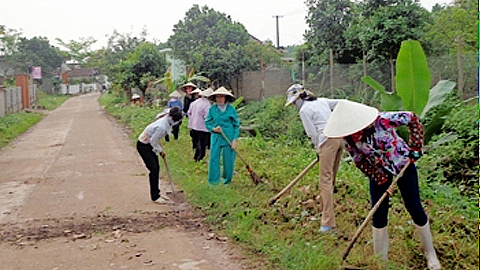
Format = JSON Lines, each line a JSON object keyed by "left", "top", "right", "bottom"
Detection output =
{"left": 180, "top": 82, "right": 197, "bottom": 114}
{"left": 205, "top": 87, "right": 240, "bottom": 185}
{"left": 324, "top": 100, "right": 441, "bottom": 270}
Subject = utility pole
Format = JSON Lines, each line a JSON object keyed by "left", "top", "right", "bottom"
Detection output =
{"left": 272, "top": 15, "right": 283, "bottom": 49}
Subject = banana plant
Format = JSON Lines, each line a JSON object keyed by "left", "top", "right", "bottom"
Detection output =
{"left": 183, "top": 67, "right": 210, "bottom": 86}
{"left": 362, "top": 40, "right": 456, "bottom": 143}
{"left": 153, "top": 67, "right": 211, "bottom": 93}
{"left": 153, "top": 70, "right": 177, "bottom": 92}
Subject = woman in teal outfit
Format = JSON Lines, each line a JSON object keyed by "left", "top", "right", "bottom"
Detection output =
{"left": 205, "top": 87, "right": 240, "bottom": 185}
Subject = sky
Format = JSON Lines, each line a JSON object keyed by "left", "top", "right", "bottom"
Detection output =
{"left": 1, "top": 0, "right": 452, "bottom": 50}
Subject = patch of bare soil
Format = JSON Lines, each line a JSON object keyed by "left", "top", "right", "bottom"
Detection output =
{"left": 0, "top": 209, "right": 205, "bottom": 246}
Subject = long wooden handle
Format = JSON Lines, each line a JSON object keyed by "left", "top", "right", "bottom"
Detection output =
{"left": 268, "top": 158, "right": 319, "bottom": 206}
{"left": 342, "top": 161, "right": 411, "bottom": 261}
{"left": 220, "top": 130, "right": 249, "bottom": 165}
{"left": 162, "top": 156, "right": 175, "bottom": 194}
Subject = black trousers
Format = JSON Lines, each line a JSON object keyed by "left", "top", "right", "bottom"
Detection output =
{"left": 136, "top": 141, "right": 160, "bottom": 201}
{"left": 191, "top": 129, "right": 211, "bottom": 161}
{"left": 369, "top": 163, "right": 428, "bottom": 228}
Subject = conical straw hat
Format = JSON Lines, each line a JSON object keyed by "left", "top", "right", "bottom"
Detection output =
{"left": 324, "top": 100, "right": 379, "bottom": 138}
{"left": 200, "top": 87, "right": 214, "bottom": 97}
{"left": 169, "top": 90, "right": 182, "bottom": 98}
{"left": 180, "top": 82, "right": 197, "bottom": 92}
{"left": 190, "top": 89, "right": 202, "bottom": 94}
{"left": 210, "top": 87, "right": 235, "bottom": 97}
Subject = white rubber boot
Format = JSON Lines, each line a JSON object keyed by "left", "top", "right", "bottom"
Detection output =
{"left": 372, "top": 226, "right": 389, "bottom": 261}
{"left": 414, "top": 221, "right": 441, "bottom": 270}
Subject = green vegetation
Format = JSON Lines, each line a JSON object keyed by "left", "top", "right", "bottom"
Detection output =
{"left": 0, "top": 90, "right": 69, "bottom": 148}
{"left": 0, "top": 112, "right": 43, "bottom": 148}
{"left": 37, "top": 90, "right": 70, "bottom": 110}
{"left": 99, "top": 92, "right": 478, "bottom": 270}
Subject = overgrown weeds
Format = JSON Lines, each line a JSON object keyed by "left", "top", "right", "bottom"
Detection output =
{"left": 100, "top": 93, "right": 478, "bottom": 270}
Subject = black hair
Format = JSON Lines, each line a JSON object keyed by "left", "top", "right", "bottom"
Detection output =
{"left": 299, "top": 91, "right": 317, "bottom": 101}
{"left": 169, "top": 106, "right": 183, "bottom": 122}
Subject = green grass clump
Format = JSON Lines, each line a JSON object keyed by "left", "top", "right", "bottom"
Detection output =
{"left": 36, "top": 90, "right": 70, "bottom": 110}
{"left": 0, "top": 90, "right": 70, "bottom": 148}
{"left": 0, "top": 112, "right": 44, "bottom": 148}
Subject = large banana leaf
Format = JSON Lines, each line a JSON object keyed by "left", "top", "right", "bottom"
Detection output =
{"left": 362, "top": 76, "right": 403, "bottom": 111}
{"left": 188, "top": 74, "right": 210, "bottom": 83}
{"left": 420, "top": 80, "right": 456, "bottom": 118}
{"left": 395, "top": 40, "right": 430, "bottom": 114}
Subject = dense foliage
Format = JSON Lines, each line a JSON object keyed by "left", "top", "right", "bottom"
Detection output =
{"left": 419, "top": 102, "right": 479, "bottom": 196}
{"left": 237, "top": 96, "right": 308, "bottom": 144}
{"left": 0, "top": 29, "right": 63, "bottom": 79}
{"left": 168, "top": 5, "right": 253, "bottom": 88}
{"left": 424, "top": 0, "right": 479, "bottom": 55}
{"left": 111, "top": 42, "right": 168, "bottom": 97}
{"left": 166, "top": 5, "right": 283, "bottom": 89}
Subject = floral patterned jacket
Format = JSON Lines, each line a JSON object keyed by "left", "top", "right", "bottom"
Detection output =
{"left": 345, "top": 112, "right": 424, "bottom": 185}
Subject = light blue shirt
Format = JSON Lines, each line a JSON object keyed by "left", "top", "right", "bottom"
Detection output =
{"left": 138, "top": 116, "right": 175, "bottom": 154}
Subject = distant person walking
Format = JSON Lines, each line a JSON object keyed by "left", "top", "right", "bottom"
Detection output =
{"left": 167, "top": 90, "right": 184, "bottom": 140}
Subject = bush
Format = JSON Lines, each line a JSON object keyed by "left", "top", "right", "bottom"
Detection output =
{"left": 238, "top": 96, "right": 309, "bottom": 145}
{"left": 418, "top": 102, "right": 479, "bottom": 196}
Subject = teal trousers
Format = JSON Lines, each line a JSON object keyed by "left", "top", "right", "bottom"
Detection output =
{"left": 208, "top": 142, "right": 236, "bottom": 185}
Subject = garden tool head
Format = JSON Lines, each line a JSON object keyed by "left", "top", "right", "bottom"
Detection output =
{"left": 166, "top": 190, "right": 186, "bottom": 203}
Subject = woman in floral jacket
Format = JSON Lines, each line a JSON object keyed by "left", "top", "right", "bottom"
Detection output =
{"left": 324, "top": 100, "right": 441, "bottom": 270}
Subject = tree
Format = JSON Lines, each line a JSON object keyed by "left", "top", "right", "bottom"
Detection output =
{"left": 93, "top": 29, "right": 150, "bottom": 80}
{"left": 167, "top": 5, "right": 253, "bottom": 88}
{"left": 354, "top": 0, "right": 428, "bottom": 91}
{"left": 15, "top": 37, "right": 63, "bottom": 78}
{"left": 304, "top": 0, "right": 355, "bottom": 94}
{"left": 0, "top": 28, "right": 62, "bottom": 81}
{"left": 0, "top": 26, "right": 22, "bottom": 79}
{"left": 423, "top": 0, "right": 479, "bottom": 98}
{"left": 424, "top": 0, "right": 479, "bottom": 55}
{"left": 113, "top": 42, "right": 168, "bottom": 99}
{"left": 55, "top": 37, "right": 97, "bottom": 64}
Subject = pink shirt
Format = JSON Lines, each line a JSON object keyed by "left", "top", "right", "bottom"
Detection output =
{"left": 187, "top": 97, "right": 211, "bottom": 132}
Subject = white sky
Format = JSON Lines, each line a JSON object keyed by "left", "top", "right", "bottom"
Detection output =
{"left": 1, "top": 0, "right": 451, "bottom": 50}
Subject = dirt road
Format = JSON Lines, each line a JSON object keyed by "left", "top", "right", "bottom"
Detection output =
{"left": 0, "top": 93, "right": 248, "bottom": 270}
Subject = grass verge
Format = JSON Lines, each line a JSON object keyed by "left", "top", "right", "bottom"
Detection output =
{"left": 99, "top": 93, "right": 478, "bottom": 270}
{"left": 0, "top": 90, "right": 69, "bottom": 148}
